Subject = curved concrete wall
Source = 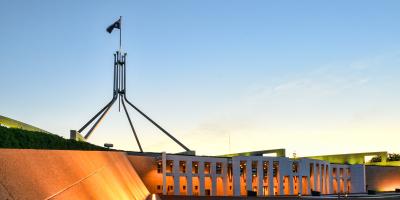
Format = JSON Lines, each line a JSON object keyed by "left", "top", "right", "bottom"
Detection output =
{"left": 0, "top": 149, "right": 149, "bottom": 200}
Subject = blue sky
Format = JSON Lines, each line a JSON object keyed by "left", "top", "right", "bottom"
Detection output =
{"left": 1, "top": 0, "right": 400, "bottom": 156}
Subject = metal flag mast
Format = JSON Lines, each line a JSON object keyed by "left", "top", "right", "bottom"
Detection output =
{"left": 70, "top": 17, "right": 191, "bottom": 153}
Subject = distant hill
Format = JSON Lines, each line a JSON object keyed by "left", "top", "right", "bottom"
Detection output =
{"left": 0, "top": 115, "right": 49, "bottom": 133}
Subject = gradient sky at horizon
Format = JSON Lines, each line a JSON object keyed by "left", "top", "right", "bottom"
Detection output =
{"left": 1, "top": 0, "right": 400, "bottom": 157}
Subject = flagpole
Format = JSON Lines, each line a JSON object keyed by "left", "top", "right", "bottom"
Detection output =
{"left": 119, "top": 16, "right": 122, "bottom": 50}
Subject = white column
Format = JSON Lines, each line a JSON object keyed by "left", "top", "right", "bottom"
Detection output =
{"left": 278, "top": 161, "right": 284, "bottom": 195}
{"left": 299, "top": 176, "right": 303, "bottom": 195}
{"left": 187, "top": 160, "right": 193, "bottom": 195}
{"left": 173, "top": 158, "right": 180, "bottom": 195}
{"left": 222, "top": 161, "right": 228, "bottom": 196}
{"left": 199, "top": 161, "right": 205, "bottom": 196}
{"left": 289, "top": 175, "right": 294, "bottom": 195}
{"left": 343, "top": 167, "right": 348, "bottom": 193}
{"left": 162, "top": 152, "right": 167, "bottom": 195}
{"left": 257, "top": 159, "right": 263, "bottom": 196}
{"left": 336, "top": 167, "right": 341, "bottom": 194}
{"left": 319, "top": 164, "right": 323, "bottom": 192}
{"left": 313, "top": 162, "right": 318, "bottom": 191}
{"left": 211, "top": 162, "right": 217, "bottom": 196}
{"left": 324, "top": 165, "right": 328, "bottom": 194}
{"left": 322, "top": 164, "right": 326, "bottom": 194}
{"left": 307, "top": 162, "right": 311, "bottom": 194}
{"left": 246, "top": 159, "right": 252, "bottom": 192}
{"left": 328, "top": 165, "right": 333, "bottom": 194}
{"left": 268, "top": 160, "right": 274, "bottom": 196}
{"left": 232, "top": 158, "right": 241, "bottom": 196}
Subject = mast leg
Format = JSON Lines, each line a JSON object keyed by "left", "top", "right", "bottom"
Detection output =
{"left": 121, "top": 95, "right": 143, "bottom": 152}
{"left": 78, "top": 96, "right": 117, "bottom": 133}
{"left": 84, "top": 97, "right": 117, "bottom": 139}
{"left": 124, "top": 96, "right": 191, "bottom": 152}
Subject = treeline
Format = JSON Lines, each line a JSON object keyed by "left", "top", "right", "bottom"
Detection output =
{"left": 370, "top": 153, "right": 400, "bottom": 162}
{"left": 0, "top": 126, "right": 107, "bottom": 150}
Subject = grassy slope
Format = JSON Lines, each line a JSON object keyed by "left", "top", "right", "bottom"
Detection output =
{"left": 0, "top": 126, "right": 106, "bottom": 150}
{"left": 0, "top": 115, "right": 49, "bottom": 133}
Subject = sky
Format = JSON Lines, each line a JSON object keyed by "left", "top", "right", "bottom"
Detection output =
{"left": 1, "top": 0, "right": 400, "bottom": 157}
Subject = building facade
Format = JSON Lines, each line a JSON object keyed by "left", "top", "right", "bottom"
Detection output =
{"left": 128, "top": 151, "right": 366, "bottom": 197}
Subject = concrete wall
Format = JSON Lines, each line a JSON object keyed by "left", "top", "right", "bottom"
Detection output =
{"left": 0, "top": 149, "right": 149, "bottom": 200}
{"left": 350, "top": 164, "right": 366, "bottom": 193}
{"left": 127, "top": 155, "right": 163, "bottom": 194}
{"left": 366, "top": 165, "right": 400, "bottom": 191}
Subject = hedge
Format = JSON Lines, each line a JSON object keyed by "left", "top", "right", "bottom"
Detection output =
{"left": 0, "top": 126, "right": 107, "bottom": 150}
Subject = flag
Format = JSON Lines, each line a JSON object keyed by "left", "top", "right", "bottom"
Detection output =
{"left": 106, "top": 19, "right": 121, "bottom": 33}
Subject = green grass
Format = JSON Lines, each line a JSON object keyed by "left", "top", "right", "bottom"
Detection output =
{"left": 0, "top": 115, "right": 49, "bottom": 133}
{"left": 0, "top": 126, "right": 107, "bottom": 151}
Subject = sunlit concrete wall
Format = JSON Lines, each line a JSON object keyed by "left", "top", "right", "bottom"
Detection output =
{"left": 0, "top": 149, "right": 149, "bottom": 200}
{"left": 366, "top": 165, "right": 400, "bottom": 191}
{"left": 127, "top": 155, "right": 163, "bottom": 194}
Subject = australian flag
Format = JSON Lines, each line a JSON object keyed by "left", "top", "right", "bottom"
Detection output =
{"left": 106, "top": 19, "right": 121, "bottom": 33}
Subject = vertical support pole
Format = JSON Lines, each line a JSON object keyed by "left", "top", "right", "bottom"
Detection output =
{"left": 257, "top": 159, "right": 263, "bottom": 196}
{"left": 246, "top": 159, "right": 252, "bottom": 193}
{"left": 268, "top": 160, "right": 274, "bottom": 196}
{"left": 211, "top": 162, "right": 217, "bottom": 196}
{"left": 123, "top": 53, "right": 127, "bottom": 92}
{"left": 162, "top": 152, "right": 167, "bottom": 195}
{"left": 328, "top": 165, "right": 333, "bottom": 194}
{"left": 343, "top": 167, "right": 348, "bottom": 193}
{"left": 119, "top": 16, "right": 122, "bottom": 50}
{"left": 337, "top": 167, "right": 341, "bottom": 194}
{"left": 289, "top": 175, "right": 294, "bottom": 195}
{"left": 232, "top": 158, "right": 241, "bottom": 196}
{"left": 186, "top": 159, "right": 193, "bottom": 196}
{"left": 113, "top": 53, "right": 117, "bottom": 94}
{"left": 314, "top": 162, "right": 318, "bottom": 191}
{"left": 222, "top": 161, "right": 228, "bottom": 196}
{"left": 173, "top": 158, "right": 180, "bottom": 195}
{"left": 319, "top": 163, "right": 323, "bottom": 192}
{"left": 199, "top": 161, "right": 205, "bottom": 196}
{"left": 299, "top": 176, "right": 303, "bottom": 195}
{"left": 278, "top": 161, "right": 284, "bottom": 195}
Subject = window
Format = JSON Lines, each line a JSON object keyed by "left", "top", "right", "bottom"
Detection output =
{"left": 263, "top": 161, "right": 268, "bottom": 177}
{"left": 192, "top": 161, "right": 199, "bottom": 173}
{"left": 180, "top": 161, "right": 186, "bottom": 173}
{"left": 228, "top": 163, "right": 233, "bottom": 182}
{"left": 273, "top": 161, "right": 279, "bottom": 177}
{"left": 157, "top": 161, "right": 162, "bottom": 173}
{"left": 252, "top": 161, "right": 257, "bottom": 177}
{"left": 310, "top": 163, "right": 314, "bottom": 176}
{"left": 194, "top": 186, "right": 198, "bottom": 190}
{"left": 292, "top": 162, "right": 299, "bottom": 173}
{"left": 183, "top": 185, "right": 186, "bottom": 190}
{"left": 166, "top": 160, "right": 173, "bottom": 173}
{"left": 240, "top": 161, "right": 246, "bottom": 176}
{"left": 204, "top": 162, "right": 211, "bottom": 174}
{"left": 216, "top": 162, "right": 222, "bottom": 174}
{"left": 157, "top": 185, "right": 162, "bottom": 190}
